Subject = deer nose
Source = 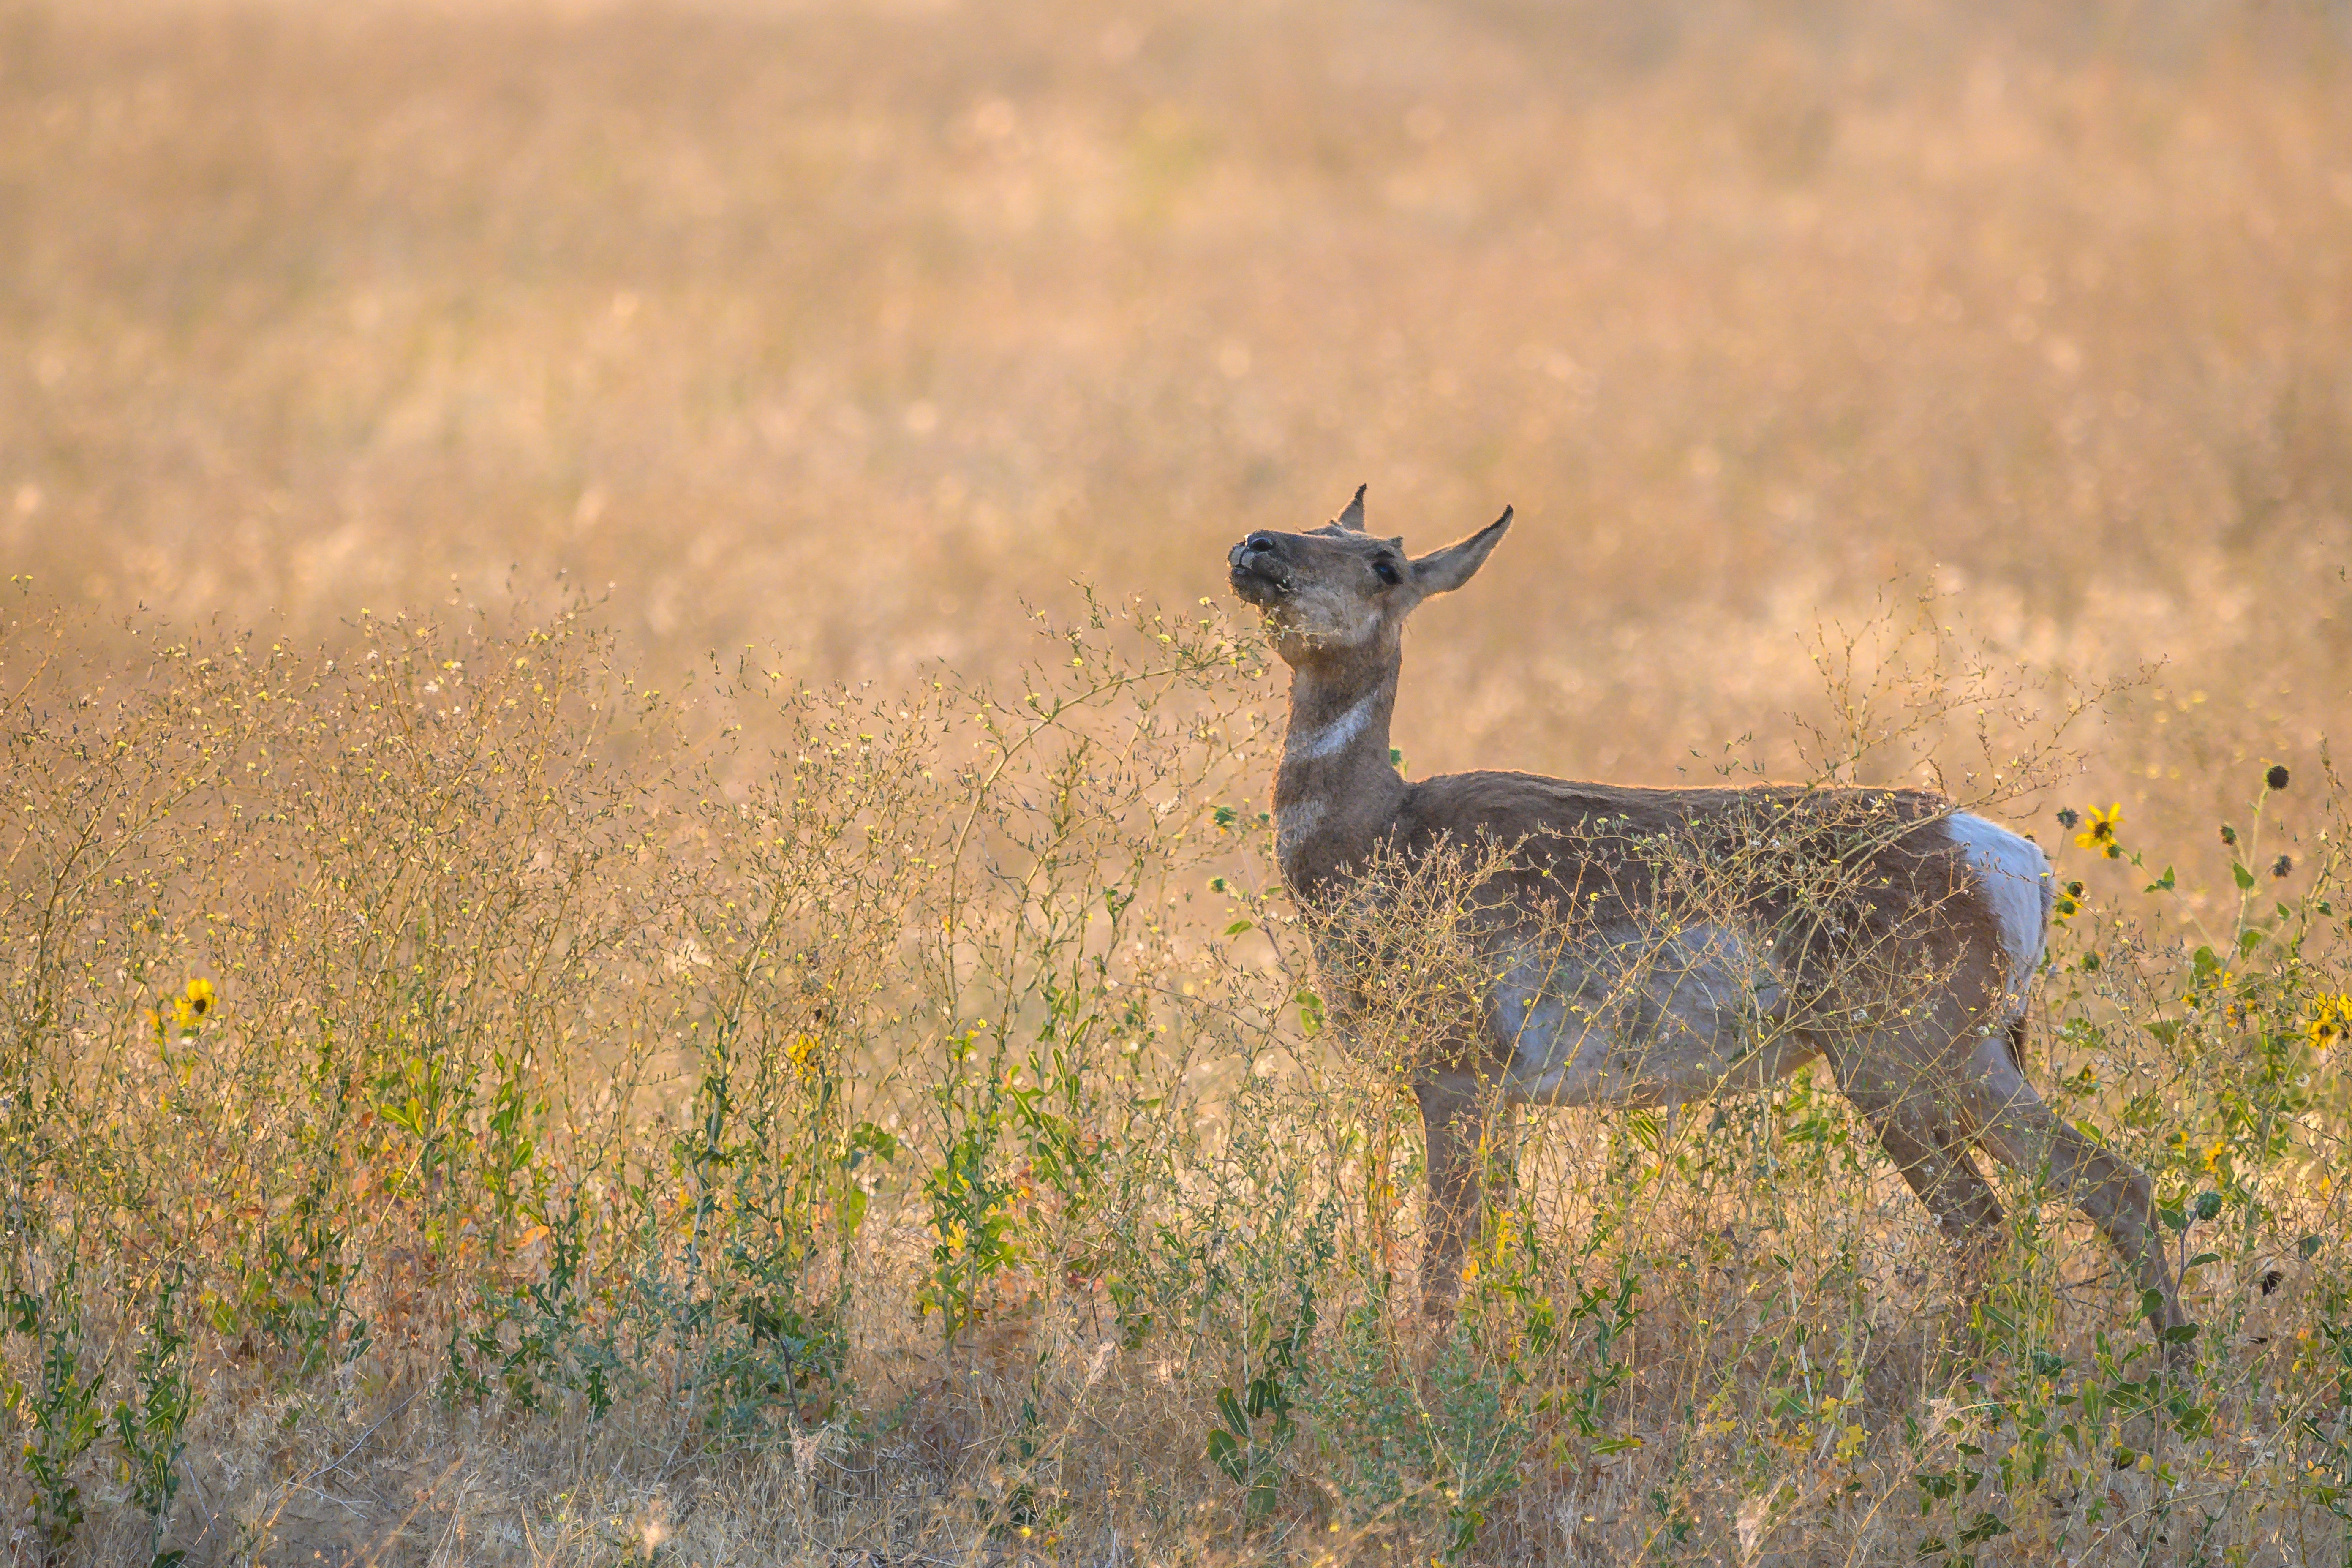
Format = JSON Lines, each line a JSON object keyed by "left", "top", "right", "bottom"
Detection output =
{"left": 1245, "top": 533, "right": 1276, "bottom": 554}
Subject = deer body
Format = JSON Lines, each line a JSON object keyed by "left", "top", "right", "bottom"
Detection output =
{"left": 1232, "top": 490, "right": 2189, "bottom": 1344}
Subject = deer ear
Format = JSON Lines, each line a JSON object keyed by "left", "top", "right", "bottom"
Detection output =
{"left": 1335, "top": 484, "right": 1368, "bottom": 531}
{"left": 1411, "top": 506, "right": 1512, "bottom": 595}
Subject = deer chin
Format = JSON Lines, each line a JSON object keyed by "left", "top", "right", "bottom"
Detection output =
{"left": 1266, "top": 614, "right": 1386, "bottom": 666}
{"left": 1227, "top": 562, "right": 1290, "bottom": 607}
{"left": 1249, "top": 583, "right": 1383, "bottom": 654}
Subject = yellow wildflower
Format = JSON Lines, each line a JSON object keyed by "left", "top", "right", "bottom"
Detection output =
{"left": 787, "top": 1032, "right": 820, "bottom": 1081}
{"left": 2075, "top": 804, "right": 2124, "bottom": 859}
{"left": 2309, "top": 994, "right": 2352, "bottom": 1054}
{"left": 171, "top": 977, "right": 216, "bottom": 1032}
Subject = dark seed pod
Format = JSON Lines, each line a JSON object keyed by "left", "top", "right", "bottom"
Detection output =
{"left": 2266, "top": 764, "right": 2291, "bottom": 792}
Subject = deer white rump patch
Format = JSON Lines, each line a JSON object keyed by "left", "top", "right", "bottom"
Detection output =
{"left": 1945, "top": 811, "right": 2050, "bottom": 1024}
{"left": 1287, "top": 692, "right": 1376, "bottom": 762}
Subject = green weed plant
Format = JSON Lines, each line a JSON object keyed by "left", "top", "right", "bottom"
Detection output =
{"left": 0, "top": 583, "right": 2347, "bottom": 1565}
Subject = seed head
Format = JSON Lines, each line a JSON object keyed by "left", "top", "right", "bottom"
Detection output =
{"left": 2272, "top": 854, "right": 2293, "bottom": 879}
{"left": 2055, "top": 806, "right": 2080, "bottom": 830}
{"left": 2266, "top": 764, "right": 2291, "bottom": 792}
{"left": 2219, "top": 823, "right": 2237, "bottom": 846}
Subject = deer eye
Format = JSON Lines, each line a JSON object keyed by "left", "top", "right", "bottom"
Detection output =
{"left": 1373, "top": 558, "right": 1402, "bottom": 586}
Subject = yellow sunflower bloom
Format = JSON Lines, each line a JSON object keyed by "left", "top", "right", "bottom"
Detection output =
{"left": 171, "top": 977, "right": 216, "bottom": 1032}
{"left": 2075, "top": 804, "right": 2124, "bottom": 859}
{"left": 787, "top": 1032, "right": 820, "bottom": 1081}
{"left": 2309, "top": 994, "right": 2352, "bottom": 1054}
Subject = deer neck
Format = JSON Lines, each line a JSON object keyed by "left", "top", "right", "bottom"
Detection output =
{"left": 1273, "top": 646, "right": 1407, "bottom": 896}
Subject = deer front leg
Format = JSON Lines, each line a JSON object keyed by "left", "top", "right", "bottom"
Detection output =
{"left": 1415, "top": 1078, "right": 1497, "bottom": 1320}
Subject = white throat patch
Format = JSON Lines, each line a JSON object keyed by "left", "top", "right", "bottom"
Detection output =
{"left": 1288, "top": 692, "right": 1376, "bottom": 763}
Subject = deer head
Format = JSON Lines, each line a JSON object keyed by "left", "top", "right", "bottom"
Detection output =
{"left": 1227, "top": 485, "right": 1513, "bottom": 666}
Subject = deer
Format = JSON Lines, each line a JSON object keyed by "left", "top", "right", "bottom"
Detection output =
{"left": 1226, "top": 487, "right": 2190, "bottom": 1352}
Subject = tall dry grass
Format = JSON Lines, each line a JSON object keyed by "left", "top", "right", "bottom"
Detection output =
{"left": 1, "top": 0, "right": 2349, "bottom": 1562}
{"left": 3, "top": 587, "right": 2349, "bottom": 1566}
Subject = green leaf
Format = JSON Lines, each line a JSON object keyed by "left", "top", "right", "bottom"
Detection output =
{"left": 1389, "top": 746, "right": 1407, "bottom": 773}
{"left": 1294, "top": 988, "right": 1326, "bottom": 1037}
{"left": 2300, "top": 1233, "right": 2323, "bottom": 1260}
{"left": 2185, "top": 1252, "right": 2220, "bottom": 1270}
{"left": 1957, "top": 1511, "right": 2012, "bottom": 1545}
{"left": 2232, "top": 862, "right": 2257, "bottom": 890}
{"left": 1206, "top": 1426, "right": 1247, "bottom": 1487}
{"left": 1224, "top": 919, "right": 1254, "bottom": 936}
{"left": 1216, "top": 1386, "right": 1249, "bottom": 1436}
{"left": 2161, "top": 1323, "right": 2200, "bottom": 1345}
{"left": 849, "top": 1121, "right": 900, "bottom": 1163}
{"left": 2143, "top": 865, "right": 2175, "bottom": 893}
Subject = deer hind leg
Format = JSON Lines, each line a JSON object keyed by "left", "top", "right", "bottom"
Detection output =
{"left": 1820, "top": 1029, "right": 2008, "bottom": 1282}
{"left": 1817, "top": 1022, "right": 2004, "bottom": 1238}
{"left": 1857, "top": 1090, "right": 2005, "bottom": 1244}
{"left": 1846, "top": 1102, "right": 2009, "bottom": 1358}
{"left": 1414, "top": 1077, "right": 1509, "bottom": 1320}
{"left": 1959, "top": 1031, "right": 2191, "bottom": 1346}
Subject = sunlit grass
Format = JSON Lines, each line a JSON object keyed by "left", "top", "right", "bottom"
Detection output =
{"left": 2, "top": 584, "right": 2347, "bottom": 1564}
{"left": 0, "top": 0, "right": 2347, "bottom": 1560}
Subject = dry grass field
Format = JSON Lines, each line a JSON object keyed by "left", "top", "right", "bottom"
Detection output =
{"left": 3, "top": 0, "right": 2351, "bottom": 1563}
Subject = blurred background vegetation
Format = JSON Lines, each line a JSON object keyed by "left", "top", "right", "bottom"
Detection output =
{"left": 3, "top": 0, "right": 2344, "bottom": 806}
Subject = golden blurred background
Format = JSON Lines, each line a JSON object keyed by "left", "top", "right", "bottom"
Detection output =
{"left": 4, "top": 0, "right": 2346, "bottom": 804}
